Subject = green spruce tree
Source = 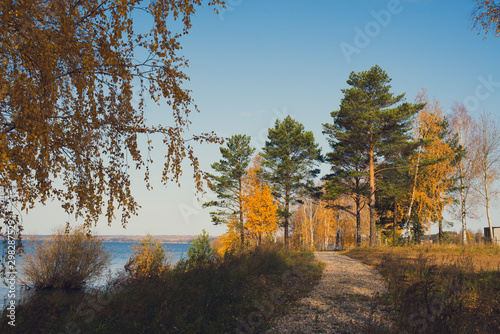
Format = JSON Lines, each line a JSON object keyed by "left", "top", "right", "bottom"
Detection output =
{"left": 203, "top": 135, "right": 255, "bottom": 244}
{"left": 261, "top": 116, "right": 321, "bottom": 247}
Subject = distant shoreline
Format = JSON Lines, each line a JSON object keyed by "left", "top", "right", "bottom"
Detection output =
{"left": 23, "top": 235, "right": 218, "bottom": 244}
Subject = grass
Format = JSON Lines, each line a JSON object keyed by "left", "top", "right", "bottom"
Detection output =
{"left": 1, "top": 243, "right": 323, "bottom": 333}
{"left": 346, "top": 243, "right": 500, "bottom": 271}
{"left": 344, "top": 244, "right": 500, "bottom": 334}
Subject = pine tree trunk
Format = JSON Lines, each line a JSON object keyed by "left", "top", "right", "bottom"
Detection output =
{"left": 239, "top": 178, "right": 244, "bottom": 245}
{"left": 355, "top": 179, "right": 361, "bottom": 247}
{"left": 393, "top": 202, "right": 397, "bottom": 246}
{"left": 324, "top": 215, "right": 329, "bottom": 250}
{"left": 309, "top": 201, "right": 314, "bottom": 250}
{"left": 336, "top": 202, "right": 341, "bottom": 249}
{"left": 438, "top": 220, "right": 443, "bottom": 244}
{"left": 369, "top": 147, "right": 377, "bottom": 247}
{"left": 284, "top": 184, "right": 290, "bottom": 247}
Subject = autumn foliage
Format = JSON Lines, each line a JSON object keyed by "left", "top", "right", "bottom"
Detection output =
{"left": 215, "top": 156, "right": 278, "bottom": 254}
{"left": 243, "top": 156, "right": 279, "bottom": 245}
{"left": 127, "top": 234, "right": 169, "bottom": 279}
{"left": 471, "top": 0, "right": 500, "bottom": 38}
{"left": 407, "top": 91, "right": 457, "bottom": 238}
{"left": 0, "top": 0, "right": 224, "bottom": 246}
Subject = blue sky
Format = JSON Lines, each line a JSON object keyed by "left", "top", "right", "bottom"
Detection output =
{"left": 24, "top": 0, "right": 500, "bottom": 236}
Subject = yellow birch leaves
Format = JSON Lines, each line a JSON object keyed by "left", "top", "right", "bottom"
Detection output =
{"left": 409, "top": 90, "right": 457, "bottom": 232}
{"left": 0, "top": 0, "right": 224, "bottom": 235}
{"left": 216, "top": 156, "right": 279, "bottom": 254}
{"left": 243, "top": 156, "right": 279, "bottom": 245}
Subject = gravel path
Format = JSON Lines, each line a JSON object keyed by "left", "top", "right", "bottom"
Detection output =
{"left": 265, "top": 252, "right": 393, "bottom": 333}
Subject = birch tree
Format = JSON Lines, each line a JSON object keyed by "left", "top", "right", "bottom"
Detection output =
{"left": 405, "top": 92, "right": 459, "bottom": 243}
{"left": 1, "top": 0, "right": 224, "bottom": 227}
{"left": 243, "top": 156, "right": 279, "bottom": 245}
{"left": 449, "top": 103, "right": 481, "bottom": 245}
{"left": 474, "top": 112, "right": 500, "bottom": 241}
{"left": 470, "top": 0, "right": 500, "bottom": 38}
{"left": 0, "top": 0, "right": 224, "bottom": 278}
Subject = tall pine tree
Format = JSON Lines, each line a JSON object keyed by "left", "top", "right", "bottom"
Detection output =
{"left": 323, "top": 65, "right": 424, "bottom": 247}
{"left": 322, "top": 137, "right": 368, "bottom": 247}
{"left": 203, "top": 134, "right": 255, "bottom": 244}
{"left": 261, "top": 116, "right": 321, "bottom": 247}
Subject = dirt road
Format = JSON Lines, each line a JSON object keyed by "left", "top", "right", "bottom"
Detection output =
{"left": 265, "top": 252, "right": 393, "bottom": 333}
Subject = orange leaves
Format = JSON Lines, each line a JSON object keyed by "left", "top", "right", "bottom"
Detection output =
{"left": 129, "top": 234, "right": 169, "bottom": 279}
{"left": 242, "top": 156, "right": 279, "bottom": 245}
{"left": 214, "top": 218, "right": 241, "bottom": 256}
{"left": 410, "top": 90, "right": 457, "bottom": 230}
{"left": 471, "top": 0, "right": 500, "bottom": 38}
{"left": 215, "top": 155, "right": 279, "bottom": 252}
{"left": 0, "top": 0, "right": 224, "bottom": 237}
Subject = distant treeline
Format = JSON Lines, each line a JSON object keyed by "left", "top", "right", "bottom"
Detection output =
{"left": 24, "top": 235, "right": 217, "bottom": 243}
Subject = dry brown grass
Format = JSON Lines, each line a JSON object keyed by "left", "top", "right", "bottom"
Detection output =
{"left": 343, "top": 243, "right": 500, "bottom": 272}
{"left": 343, "top": 244, "right": 500, "bottom": 333}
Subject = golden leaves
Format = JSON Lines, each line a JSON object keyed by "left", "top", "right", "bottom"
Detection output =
{"left": 0, "top": 0, "right": 224, "bottom": 235}
{"left": 129, "top": 234, "right": 169, "bottom": 279}
{"left": 471, "top": 0, "right": 500, "bottom": 38}
{"left": 242, "top": 156, "right": 279, "bottom": 245}
{"left": 410, "top": 91, "right": 457, "bottom": 230}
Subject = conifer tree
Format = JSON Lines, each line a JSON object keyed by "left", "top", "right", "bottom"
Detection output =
{"left": 203, "top": 135, "right": 255, "bottom": 244}
{"left": 323, "top": 65, "right": 424, "bottom": 247}
{"left": 261, "top": 116, "right": 321, "bottom": 247}
{"left": 322, "top": 137, "right": 368, "bottom": 247}
{"left": 376, "top": 164, "right": 410, "bottom": 246}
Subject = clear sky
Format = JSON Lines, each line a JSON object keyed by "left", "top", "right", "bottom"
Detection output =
{"left": 23, "top": 0, "right": 500, "bottom": 237}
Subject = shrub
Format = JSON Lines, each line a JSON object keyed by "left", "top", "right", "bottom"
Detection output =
{"left": 3, "top": 243, "right": 323, "bottom": 333}
{"left": 177, "top": 230, "right": 216, "bottom": 270}
{"left": 127, "top": 234, "right": 169, "bottom": 279}
{"left": 23, "top": 225, "right": 110, "bottom": 289}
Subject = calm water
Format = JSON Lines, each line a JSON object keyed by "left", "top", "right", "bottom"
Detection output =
{"left": 1, "top": 242, "right": 191, "bottom": 306}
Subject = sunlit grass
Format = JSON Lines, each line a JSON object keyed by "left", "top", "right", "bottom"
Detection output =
{"left": 344, "top": 244, "right": 500, "bottom": 333}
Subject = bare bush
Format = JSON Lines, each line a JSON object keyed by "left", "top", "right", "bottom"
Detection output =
{"left": 22, "top": 225, "right": 110, "bottom": 289}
